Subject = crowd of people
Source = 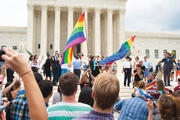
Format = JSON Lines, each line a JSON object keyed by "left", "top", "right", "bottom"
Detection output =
{"left": 0, "top": 48, "right": 179, "bottom": 120}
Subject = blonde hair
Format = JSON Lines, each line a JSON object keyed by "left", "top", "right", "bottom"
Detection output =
{"left": 93, "top": 73, "right": 120, "bottom": 110}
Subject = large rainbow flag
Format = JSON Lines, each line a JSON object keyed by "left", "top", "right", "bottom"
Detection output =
{"left": 98, "top": 35, "right": 136, "bottom": 65}
{"left": 61, "top": 12, "right": 86, "bottom": 64}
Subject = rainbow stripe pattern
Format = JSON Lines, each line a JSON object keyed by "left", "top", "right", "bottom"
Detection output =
{"left": 61, "top": 12, "right": 86, "bottom": 64}
{"left": 98, "top": 35, "right": 136, "bottom": 65}
{"left": 169, "top": 51, "right": 176, "bottom": 63}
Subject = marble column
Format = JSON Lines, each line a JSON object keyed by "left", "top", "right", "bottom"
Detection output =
{"left": 27, "top": 5, "right": 34, "bottom": 53}
{"left": 107, "top": 9, "right": 113, "bottom": 56}
{"left": 94, "top": 9, "right": 101, "bottom": 56}
{"left": 54, "top": 7, "right": 61, "bottom": 53}
{"left": 68, "top": 7, "right": 74, "bottom": 39}
{"left": 81, "top": 8, "right": 88, "bottom": 58}
{"left": 40, "top": 6, "right": 48, "bottom": 56}
{"left": 119, "top": 9, "right": 126, "bottom": 47}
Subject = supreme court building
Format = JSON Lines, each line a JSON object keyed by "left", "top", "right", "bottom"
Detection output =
{"left": 27, "top": 0, "right": 127, "bottom": 57}
{"left": 0, "top": 0, "right": 180, "bottom": 66}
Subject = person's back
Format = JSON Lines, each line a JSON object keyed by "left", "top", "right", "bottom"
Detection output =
{"left": 48, "top": 102, "right": 91, "bottom": 120}
{"left": 47, "top": 72, "right": 92, "bottom": 120}
{"left": 74, "top": 73, "right": 120, "bottom": 120}
{"left": 115, "top": 96, "right": 149, "bottom": 120}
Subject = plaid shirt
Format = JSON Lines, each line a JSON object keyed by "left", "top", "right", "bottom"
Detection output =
{"left": 115, "top": 96, "right": 149, "bottom": 120}
{"left": 10, "top": 94, "right": 30, "bottom": 120}
{"left": 73, "top": 110, "right": 114, "bottom": 120}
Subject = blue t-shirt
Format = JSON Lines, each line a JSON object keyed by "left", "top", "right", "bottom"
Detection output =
{"left": 177, "top": 63, "right": 180, "bottom": 70}
{"left": 73, "top": 60, "right": 82, "bottom": 69}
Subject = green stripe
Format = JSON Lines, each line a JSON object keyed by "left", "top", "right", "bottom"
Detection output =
{"left": 70, "top": 27, "right": 84, "bottom": 38}
{"left": 64, "top": 50, "right": 69, "bottom": 63}
{"left": 48, "top": 116, "right": 75, "bottom": 120}
{"left": 48, "top": 105, "right": 91, "bottom": 112}
{"left": 124, "top": 41, "right": 130, "bottom": 51}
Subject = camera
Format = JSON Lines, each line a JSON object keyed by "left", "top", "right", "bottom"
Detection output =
{"left": 0, "top": 50, "right": 5, "bottom": 62}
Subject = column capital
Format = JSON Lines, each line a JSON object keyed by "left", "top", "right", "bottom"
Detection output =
{"left": 27, "top": 4, "right": 34, "bottom": 10}
{"left": 95, "top": 8, "right": 101, "bottom": 13}
{"left": 68, "top": 7, "right": 74, "bottom": 11}
{"left": 119, "top": 9, "right": 126, "bottom": 14}
{"left": 54, "top": 6, "right": 61, "bottom": 11}
{"left": 41, "top": 5, "right": 48, "bottom": 10}
{"left": 82, "top": 8, "right": 88, "bottom": 13}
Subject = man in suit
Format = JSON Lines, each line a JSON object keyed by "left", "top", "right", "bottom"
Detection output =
{"left": 160, "top": 52, "right": 174, "bottom": 86}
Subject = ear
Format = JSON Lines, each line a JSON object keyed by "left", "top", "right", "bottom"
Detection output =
{"left": 91, "top": 91, "right": 94, "bottom": 98}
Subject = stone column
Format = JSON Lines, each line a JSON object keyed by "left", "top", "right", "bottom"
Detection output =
{"left": 107, "top": 9, "right": 113, "bottom": 56}
{"left": 54, "top": 7, "right": 61, "bottom": 53}
{"left": 40, "top": 6, "right": 48, "bottom": 56}
{"left": 119, "top": 9, "right": 126, "bottom": 46}
{"left": 94, "top": 9, "right": 101, "bottom": 56}
{"left": 81, "top": 8, "right": 88, "bottom": 58}
{"left": 68, "top": 7, "right": 74, "bottom": 39}
{"left": 27, "top": 5, "right": 34, "bottom": 53}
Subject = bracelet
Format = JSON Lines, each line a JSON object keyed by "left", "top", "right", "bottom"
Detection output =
{"left": 20, "top": 70, "right": 32, "bottom": 78}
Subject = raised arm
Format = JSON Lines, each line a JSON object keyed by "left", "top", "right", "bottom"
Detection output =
{"left": 2, "top": 48, "right": 48, "bottom": 120}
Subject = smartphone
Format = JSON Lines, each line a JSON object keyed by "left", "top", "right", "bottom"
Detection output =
{"left": 0, "top": 50, "right": 5, "bottom": 62}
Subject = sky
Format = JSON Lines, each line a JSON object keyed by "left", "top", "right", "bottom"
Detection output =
{"left": 0, "top": 0, "right": 180, "bottom": 33}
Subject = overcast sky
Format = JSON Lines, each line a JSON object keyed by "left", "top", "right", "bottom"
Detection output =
{"left": 0, "top": 0, "right": 180, "bottom": 32}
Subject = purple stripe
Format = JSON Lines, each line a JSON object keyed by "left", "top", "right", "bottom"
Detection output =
{"left": 64, "top": 37, "right": 86, "bottom": 51}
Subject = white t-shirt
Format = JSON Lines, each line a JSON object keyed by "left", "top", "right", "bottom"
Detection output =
{"left": 123, "top": 60, "right": 131, "bottom": 68}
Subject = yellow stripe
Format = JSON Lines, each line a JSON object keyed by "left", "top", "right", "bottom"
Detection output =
{"left": 127, "top": 38, "right": 133, "bottom": 47}
{"left": 74, "top": 22, "right": 84, "bottom": 29}
{"left": 68, "top": 47, "right": 72, "bottom": 63}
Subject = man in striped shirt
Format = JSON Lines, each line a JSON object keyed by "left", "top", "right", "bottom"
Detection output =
{"left": 47, "top": 72, "right": 92, "bottom": 120}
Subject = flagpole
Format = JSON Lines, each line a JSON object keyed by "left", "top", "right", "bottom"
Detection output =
{"left": 83, "top": 10, "right": 90, "bottom": 65}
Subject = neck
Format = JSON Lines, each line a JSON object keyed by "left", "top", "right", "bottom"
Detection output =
{"left": 44, "top": 97, "right": 50, "bottom": 103}
{"left": 93, "top": 103, "right": 112, "bottom": 114}
{"left": 62, "top": 95, "right": 77, "bottom": 103}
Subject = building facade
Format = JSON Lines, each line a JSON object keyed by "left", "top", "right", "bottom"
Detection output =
{"left": 26, "top": 0, "right": 127, "bottom": 57}
{"left": 0, "top": 0, "right": 180, "bottom": 66}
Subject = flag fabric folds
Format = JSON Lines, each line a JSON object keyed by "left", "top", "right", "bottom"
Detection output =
{"left": 98, "top": 35, "right": 136, "bottom": 65}
{"left": 61, "top": 12, "right": 86, "bottom": 64}
{"left": 169, "top": 51, "right": 176, "bottom": 63}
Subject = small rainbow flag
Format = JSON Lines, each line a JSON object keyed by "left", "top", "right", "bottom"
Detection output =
{"left": 169, "top": 51, "right": 176, "bottom": 63}
{"left": 98, "top": 35, "right": 136, "bottom": 65}
{"left": 61, "top": 12, "right": 86, "bottom": 64}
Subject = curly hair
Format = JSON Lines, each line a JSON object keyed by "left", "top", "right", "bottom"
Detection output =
{"left": 158, "top": 95, "right": 180, "bottom": 120}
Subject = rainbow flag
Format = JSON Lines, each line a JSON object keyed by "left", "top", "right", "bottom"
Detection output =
{"left": 169, "top": 51, "right": 176, "bottom": 63}
{"left": 146, "top": 81, "right": 172, "bottom": 94}
{"left": 98, "top": 35, "right": 136, "bottom": 65}
{"left": 61, "top": 12, "right": 86, "bottom": 64}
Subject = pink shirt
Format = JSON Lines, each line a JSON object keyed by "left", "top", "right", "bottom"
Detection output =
{"left": 174, "top": 85, "right": 180, "bottom": 91}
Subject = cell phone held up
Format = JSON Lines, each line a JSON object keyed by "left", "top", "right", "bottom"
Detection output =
{"left": 0, "top": 50, "right": 5, "bottom": 62}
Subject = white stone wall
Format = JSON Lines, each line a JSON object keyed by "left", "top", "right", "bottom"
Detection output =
{"left": 0, "top": 27, "right": 26, "bottom": 52}
{"left": 0, "top": 26, "right": 179, "bottom": 68}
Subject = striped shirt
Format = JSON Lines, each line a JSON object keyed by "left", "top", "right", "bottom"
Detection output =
{"left": 47, "top": 102, "right": 92, "bottom": 120}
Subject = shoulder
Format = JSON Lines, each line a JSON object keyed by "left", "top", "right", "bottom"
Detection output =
{"left": 75, "top": 103, "right": 92, "bottom": 109}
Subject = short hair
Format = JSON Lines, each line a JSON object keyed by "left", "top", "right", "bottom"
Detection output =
{"left": 136, "top": 64, "right": 141, "bottom": 68}
{"left": 158, "top": 95, "right": 180, "bottom": 120}
{"left": 38, "top": 80, "right": 53, "bottom": 98}
{"left": 137, "top": 80, "right": 145, "bottom": 89}
{"left": 93, "top": 73, "right": 119, "bottom": 110}
{"left": 59, "top": 72, "right": 78, "bottom": 96}
{"left": 33, "top": 72, "right": 43, "bottom": 83}
{"left": 135, "top": 56, "right": 139, "bottom": 60}
{"left": 78, "top": 86, "right": 94, "bottom": 107}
